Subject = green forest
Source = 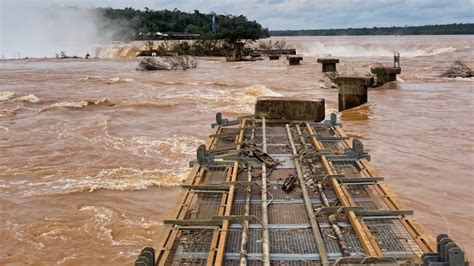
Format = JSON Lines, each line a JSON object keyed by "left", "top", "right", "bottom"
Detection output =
{"left": 97, "top": 7, "right": 269, "bottom": 42}
{"left": 270, "top": 23, "right": 474, "bottom": 36}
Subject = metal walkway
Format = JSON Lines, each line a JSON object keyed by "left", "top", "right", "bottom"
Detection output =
{"left": 139, "top": 112, "right": 464, "bottom": 265}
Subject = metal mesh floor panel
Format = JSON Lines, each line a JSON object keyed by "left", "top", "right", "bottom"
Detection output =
{"left": 268, "top": 204, "right": 309, "bottom": 224}
{"left": 330, "top": 160, "right": 362, "bottom": 177}
{"left": 202, "top": 166, "right": 229, "bottom": 184}
{"left": 364, "top": 218, "right": 423, "bottom": 258}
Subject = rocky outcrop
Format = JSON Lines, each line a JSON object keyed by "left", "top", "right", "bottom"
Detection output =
{"left": 136, "top": 57, "right": 198, "bottom": 71}
{"left": 136, "top": 58, "right": 170, "bottom": 71}
{"left": 441, "top": 61, "right": 473, "bottom": 78}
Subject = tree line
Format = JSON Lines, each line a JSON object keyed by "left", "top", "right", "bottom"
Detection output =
{"left": 96, "top": 7, "right": 269, "bottom": 43}
{"left": 270, "top": 23, "right": 474, "bottom": 36}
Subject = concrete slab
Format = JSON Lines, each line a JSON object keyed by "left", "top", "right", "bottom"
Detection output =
{"left": 255, "top": 97, "right": 325, "bottom": 121}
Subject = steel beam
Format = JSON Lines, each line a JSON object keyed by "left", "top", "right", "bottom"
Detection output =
{"left": 286, "top": 124, "right": 330, "bottom": 264}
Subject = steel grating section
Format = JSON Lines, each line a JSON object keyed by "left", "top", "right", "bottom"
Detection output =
{"left": 154, "top": 120, "right": 436, "bottom": 265}
{"left": 320, "top": 226, "right": 365, "bottom": 256}
{"left": 346, "top": 184, "right": 391, "bottom": 210}
{"left": 310, "top": 125, "right": 338, "bottom": 138}
{"left": 364, "top": 218, "right": 423, "bottom": 258}
{"left": 186, "top": 192, "right": 223, "bottom": 220}
{"left": 211, "top": 135, "right": 239, "bottom": 149}
{"left": 268, "top": 204, "right": 309, "bottom": 224}
{"left": 329, "top": 160, "right": 363, "bottom": 177}
{"left": 201, "top": 166, "right": 229, "bottom": 184}
{"left": 231, "top": 203, "right": 262, "bottom": 223}
{"left": 314, "top": 213, "right": 349, "bottom": 225}
{"left": 320, "top": 140, "right": 347, "bottom": 154}
{"left": 267, "top": 168, "right": 295, "bottom": 181}
{"left": 271, "top": 154, "right": 295, "bottom": 169}
{"left": 258, "top": 144, "right": 292, "bottom": 154}
{"left": 168, "top": 229, "right": 215, "bottom": 265}
{"left": 269, "top": 228, "right": 318, "bottom": 254}
{"left": 224, "top": 261, "right": 320, "bottom": 266}
{"left": 226, "top": 228, "right": 263, "bottom": 254}
{"left": 255, "top": 133, "right": 288, "bottom": 144}
{"left": 300, "top": 160, "right": 327, "bottom": 178}
{"left": 267, "top": 184, "right": 321, "bottom": 201}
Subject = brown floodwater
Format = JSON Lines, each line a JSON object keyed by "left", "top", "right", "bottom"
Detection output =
{"left": 0, "top": 35, "right": 473, "bottom": 264}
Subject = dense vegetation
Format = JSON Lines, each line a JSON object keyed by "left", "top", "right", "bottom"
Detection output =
{"left": 270, "top": 23, "right": 474, "bottom": 36}
{"left": 97, "top": 7, "right": 269, "bottom": 43}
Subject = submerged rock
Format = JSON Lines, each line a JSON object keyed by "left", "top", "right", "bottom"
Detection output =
{"left": 136, "top": 56, "right": 198, "bottom": 71}
{"left": 440, "top": 61, "right": 473, "bottom": 78}
{"left": 136, "top": 58, "right": 170, "bottom": 71}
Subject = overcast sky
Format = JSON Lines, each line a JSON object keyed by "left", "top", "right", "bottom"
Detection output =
{"left": 2, "top": 0, "right": 473, "bottom": 30}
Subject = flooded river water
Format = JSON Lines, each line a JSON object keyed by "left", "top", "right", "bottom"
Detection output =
{"left": 0, "top": 35, "right": 473, "bottom": 264}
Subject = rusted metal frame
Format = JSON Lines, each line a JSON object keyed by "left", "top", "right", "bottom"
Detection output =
{"left": 157, "top": 125, "right": 223, "bottom": 265}
{"left": 359, "top": 160, "right": 403, "bottom": 210}
{"left": 157, "top": 191, "right": 196, "bottom": 265}
{"left": 207, "top": 125, "right": 222, "bottom": 149}
{"left": 164, "top": 219, "right": 224, "bottom": 226}
{"left": 183, "top": 184, "right": 230, "bottom": 190}
{"left": 400, "top": 218, "right": 436, "bottom": 253}
{"left": 215, "top": 120, "right": 245, "bottom": 265}
{"left": 260, "top": 117, "right": 271, "bottom": 266}
{"left": 305, "top": 122, "right": 323, "bottom": 151}
{"left": 306, "top": 124, "right": 383, "bottom": 257}
{"left": 298, "top": 124, "right": 351, "bottom": 257}
{"left": 322, "top": 158, "right": 383, "bottom": 257}
{"left": 206, "top": 187, "right": 229, "bottom": 265}
{"left": 358, "top": 161, "right": 436, "bottom": 253}
{"left": 328, "top": 130, "right": 432, "bottom": 257}
{"left": 286, "top": 124, "right": 330, "bottom": 265}
{"left": 214, "top": 161, "right": 238, "bottom": 265}
{"left": 333, "top": 126, "right": 352, "bottom": 148}
{"left": 157, "top": 175, "right": 202, "bottom": 264}
{"left": 295, "top": 124, "right": 309, "bottom": 152}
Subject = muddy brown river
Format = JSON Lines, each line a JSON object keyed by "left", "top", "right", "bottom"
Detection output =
{"left": 0, "top": 35, "right": 473, "bottom": 264}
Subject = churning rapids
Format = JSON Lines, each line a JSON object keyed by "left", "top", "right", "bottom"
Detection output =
{"left": 1, "top": 36, "right": 473, "bottom": 264}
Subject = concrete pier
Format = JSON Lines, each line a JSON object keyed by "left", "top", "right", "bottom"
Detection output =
{"left": 227, "top": 41, "right": 244, "bottom": 62}
{"left": 335, "top": 76, "right": 373, "bottom": 111}
{"left": 268, "top": 55, "right": 280, "bottom": 60}
{"left": 370, "top": 66, "right": 401, "bottom": 86}
{"left": 317, "top": 58, "right": 339, "bottom": 72}
{"left": 287, "top": 55, "right": 303, "bottom": 65}
{"left": 255, "top": 96, "right": 325, "bottom": 121}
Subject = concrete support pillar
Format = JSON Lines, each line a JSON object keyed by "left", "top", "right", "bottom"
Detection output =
{"left": 370, "top": 67, "right": 401, "bottom": 86}
{"left": 228, "top": 41, "right": 244, "bottom": 62}
{"left": 268, "top": 55, "right": 280, "bottom": 60}
{"left": 335, "top": 76, "right": 373, "bottom": 111}
{"left": 255, "top": 96, "right": 325, "bottom": 121}
{"left": 287, "top": 55, "right": 303, "bottom": 65}
{"left": 317, "top": 58, "right": 339, "bottom": 72}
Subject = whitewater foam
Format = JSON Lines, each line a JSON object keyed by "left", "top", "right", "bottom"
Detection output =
{"left": 291, "top": 40, "right": 458, "bottom": 57}
{"left": 15, "top": 94, "right": 40, "bottom": 103}
{"left": 0, "top": 91, "right": 15, "bottom": 101}
{"left": 41, "top": 98, "right": 115, "bottom": 111}
{"left": 20, "top": 168, "right": 190, "bottom": 197}
{"left": 81, "top": 76, "right": 134, "bottom": 84}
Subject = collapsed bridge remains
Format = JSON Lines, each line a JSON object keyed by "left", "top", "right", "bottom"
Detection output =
{"left": 136, "top": 97, "right": 467, "bottom": 265}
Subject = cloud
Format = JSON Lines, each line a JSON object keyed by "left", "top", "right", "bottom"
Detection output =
{"left": 1, "top": 0, "right": 472, "bottom": 35}
{"left": 0, "top": 0, "right": 129, "bottom": 58}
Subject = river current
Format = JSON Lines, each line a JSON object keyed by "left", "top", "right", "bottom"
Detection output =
{"left": 0, "top": 35, "right": 473, "bottom": 264}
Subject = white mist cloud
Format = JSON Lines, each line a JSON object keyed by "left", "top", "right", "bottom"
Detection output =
{"left": 0, "top": 1, "right": 117, "bottom": 58}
